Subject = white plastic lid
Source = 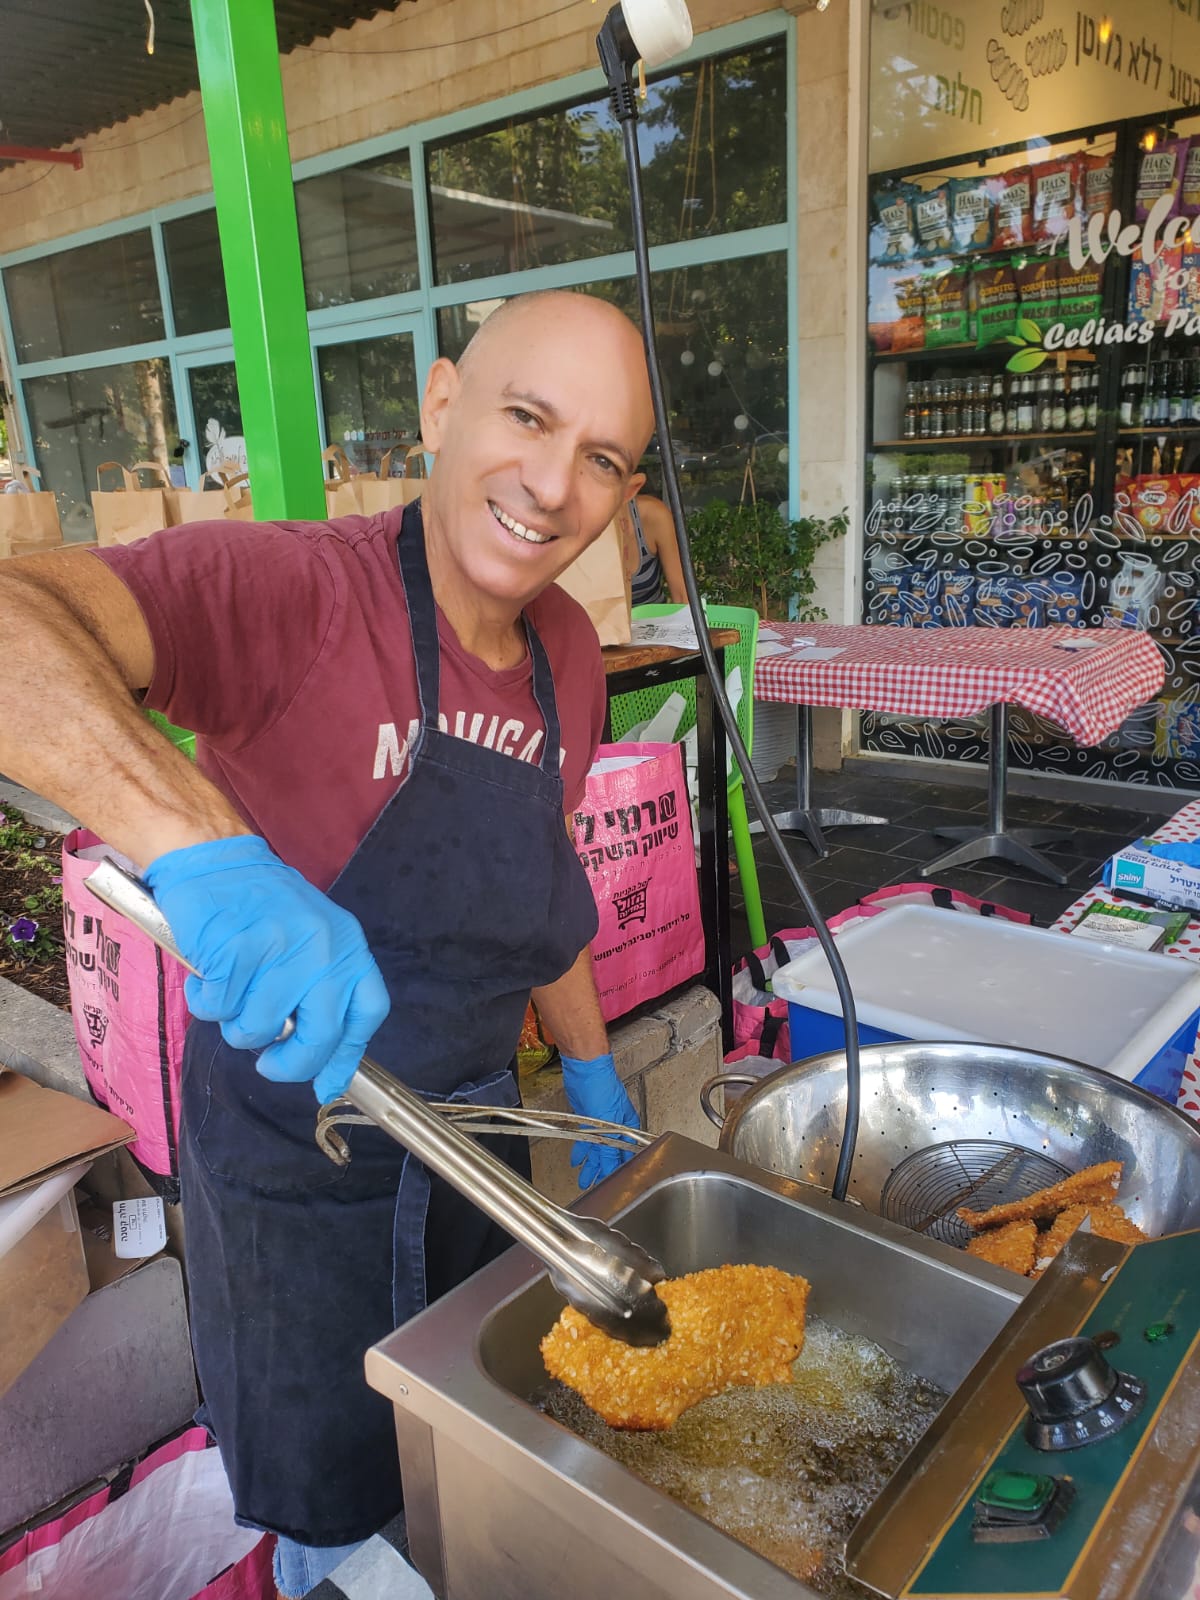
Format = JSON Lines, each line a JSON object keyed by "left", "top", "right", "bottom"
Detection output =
{"left": 771, "top": 904, "right": 1200, "bottom": 1081}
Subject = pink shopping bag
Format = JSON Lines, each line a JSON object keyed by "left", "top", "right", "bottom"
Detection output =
{"left": 0, "top": 1428, "right": 274, "bottom": 1600}
{"left": 61, "top": 830, "right": 191, "bottom": 1196}
{"left": 573, "top": 743, "right": 705, "bottom": 1023}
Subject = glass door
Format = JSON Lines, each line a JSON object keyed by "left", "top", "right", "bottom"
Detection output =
{"left": 177, "top": 349, "right": 244, "bottom": 486}
{"left": 312, "top": 316, "right": 430, "bottom": 478}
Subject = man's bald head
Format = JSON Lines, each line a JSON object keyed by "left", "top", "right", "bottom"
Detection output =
{"left": 457, "top": 291, "right": 653, "bottom": 446}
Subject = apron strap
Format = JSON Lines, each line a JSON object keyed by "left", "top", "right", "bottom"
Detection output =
{"left": 395, "top": 501, "right": 564, "bottom": 778}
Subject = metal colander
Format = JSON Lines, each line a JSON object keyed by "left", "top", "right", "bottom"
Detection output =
{"left": 700, "top": 1041, "right": 1200, "bottom": 1241}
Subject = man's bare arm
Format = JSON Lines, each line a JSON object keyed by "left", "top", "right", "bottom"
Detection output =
{"left": 0, "top": 549, "right": 249, "bottom": 868}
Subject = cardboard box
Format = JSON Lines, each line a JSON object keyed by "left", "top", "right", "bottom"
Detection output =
{"left": 0, "top": 1072, "right": 132, "bottom": 1394}
{"left": 0, "top": 1256, "right": 197, "bottom": 1533}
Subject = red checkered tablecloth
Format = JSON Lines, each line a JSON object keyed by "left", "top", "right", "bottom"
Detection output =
{"left": 1050, "top": 798, "right": 1200, "bottom": 1122}
{"left": 754, "top": 624, "right": 1164, "bottom": 746}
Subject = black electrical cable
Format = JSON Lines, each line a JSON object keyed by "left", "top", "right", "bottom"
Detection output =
{"left": 600, "top": 13, "right": 861, "bottom": 1202}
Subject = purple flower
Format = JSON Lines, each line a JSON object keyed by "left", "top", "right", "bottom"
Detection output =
{"left": 52, "top": 875, "right": 63, "bottom": 885}
{"left": 0, "top": 812, "right": 7, "bottom": 826}
{"left": 9, "top": 917, "right": 39, "bottom": 943}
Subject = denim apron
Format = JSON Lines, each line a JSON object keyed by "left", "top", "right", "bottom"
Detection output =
{"left": 178, "top": 502, "right": 599, "bottom": 1546}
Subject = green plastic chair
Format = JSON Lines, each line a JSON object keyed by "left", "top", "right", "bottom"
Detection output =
{"left": 145, "top": 708, "right": 196, "bottom": 762}
{"left": 608, "top": 602, "right": 766, "bottom": 951}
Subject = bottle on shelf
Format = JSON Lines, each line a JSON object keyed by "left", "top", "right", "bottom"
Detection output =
{"left": 903, "top": 381, "right": 918, "bottom": 439}
{"left": 943, "top": 377, "right": 961, "bottom": 437}
{"left": 930, "top": 379, "right": 946, "bottom": 438}
{"left": 1168, "top": 359, "right": 1188, "bottom": 427}
{"left": 971, "top": 379, "right": 989, "bottom": 436}
{"left": 1085, "top": 366, "right": 1099, "bottom": 430}
{"left": 1005, "top": 375, "right": 1019, "bottom": 434}
{"left": 1051, "top": 370, "right": 1068, "bottom": 432}
{"left": 1035, "top": 371, "right": 1054, "bottom": 432}
{"left": 1017, "top": 375, "right": 1036, "bottom": 433}
{"left": 1145, "top": 361, "right": 1168, "bottom": 428}
{"left": 1120, "top": 364, "right": 1141, "bottom": 428}
{"left": 1067, "top": 370, "right": 1087, "bottom": 431}
{"left": 988, "top": 375, "right": 1006, "bottom": 436}
{"left": 918, "top": 380, "right": 932, "bottom": 439}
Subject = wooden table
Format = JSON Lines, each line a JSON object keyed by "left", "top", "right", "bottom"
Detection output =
{"left": 602, "top": 630, "right": 736, "bottom": 1048}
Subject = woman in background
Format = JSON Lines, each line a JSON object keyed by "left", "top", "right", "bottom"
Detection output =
{"left": 620, "top": 493, "right": 687, "bottom": 605}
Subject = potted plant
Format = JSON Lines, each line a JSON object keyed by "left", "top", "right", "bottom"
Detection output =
{"left": 684, "top": 499, "right": 848, "bottom": 621}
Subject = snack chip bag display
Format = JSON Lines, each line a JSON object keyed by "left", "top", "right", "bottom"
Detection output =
{"left": 1016, "top": 256, "right": 1059, "bottom": 333}
{"left": 1056, "top": 256, "right": 1103, "bottom": 331}
{"left": 1136, "top": 139, "right": 1188, "bottom": 224}
{"left": 870, "top": 183, "right": 917, "bottom": 264}
{"left": 950, "top": 176, "right": 993, "bottom": 254}
{"left": 1128, "top": 244, "right": 1183, "bottom": 327}
{"left": 913, "top": 184, "right": 954, "bottom": 258}
{"left": 1084, "top": 151, "right": 1115, "bottom": 227}
{"left": 994, "top": 167, "right": 1033, "bottom": 250}
{"left": 924, "top": 265, "right": 972, "bottom": 347}
{"left": 1031, "top": 155, "right": 1082, "bottom": 246}
{"left": 1181, "top": 142, "right": 1200, "bottom": 215}
{"left": 1130, "top": 475, "right": 1178, "bottom": 537}
{"left": 974, "top": 257, "right": 1020, "bottom": 347}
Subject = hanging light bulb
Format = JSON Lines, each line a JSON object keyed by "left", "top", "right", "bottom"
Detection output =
{"left": 144, "top": 0, "right": 156, "bottom": 55}
{"left": 680, "top": 350, "right": 695, "bottom": 367}
{"left": 734, "top": 414, "right": 750, "bottom": 431}
{"left": 707, "top": 360, "right": 723, "bottom": 377}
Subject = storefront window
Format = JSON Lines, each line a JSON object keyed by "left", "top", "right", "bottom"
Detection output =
{"left": 296, "top": 152, "right": 420, "bottom": 310}
{"left": 862, "top": 2, "right": 1200, "bottom": 790}
{"left": 163, "top": 210, "right": 230, "bottom": 337}
{"left": 24, "top": 358, "right": 178, "bottom": 540}
{"left": 317, "top": 330, "right": 421, "bottom": 476}
{"left": 4, "top": 231, "right": 164, "bottom": 363}
{"left": 426, "top": 39, "right": 786, "bottom": 285}
{"left": 436, "top": 251, "right": 789, "bottom": 512}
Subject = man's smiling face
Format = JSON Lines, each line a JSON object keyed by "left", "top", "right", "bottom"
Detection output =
{"left": 419, "top": 293, "right": 654, "bottom": 614}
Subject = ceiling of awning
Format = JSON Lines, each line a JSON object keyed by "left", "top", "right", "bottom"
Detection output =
{"left": 0, "top": 1, "right": 415, "bottom": 155}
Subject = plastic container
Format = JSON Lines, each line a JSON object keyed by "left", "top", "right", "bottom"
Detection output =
{"left": 771, "top": 904, "right": 1200, "bottom": 1104}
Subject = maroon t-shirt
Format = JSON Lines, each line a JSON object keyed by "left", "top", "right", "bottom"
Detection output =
{"left": 92, "top": 506, "right": 607, "bottom": 889}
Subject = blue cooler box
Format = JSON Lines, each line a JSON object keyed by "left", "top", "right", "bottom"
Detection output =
{"left": 771, "top": 905, "right": 1200, "bottom": 1105}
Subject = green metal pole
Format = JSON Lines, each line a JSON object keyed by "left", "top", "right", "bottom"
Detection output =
{"left": 189, "top": 0, "right": 325, "bottom": 520}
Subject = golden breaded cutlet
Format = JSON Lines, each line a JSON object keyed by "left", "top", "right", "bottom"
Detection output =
{"left": 1032, "top": 1204, "right": 1090, "bottom": 1276}
{"left": 959, "top": 1161, "right": 1122, "bottom": 1231}
{"left": 1086, "top": 1202, "right": 1148, "bottom": 1245}
{"left": 964, "top": 1219, "right": 1037, "bottom": 1276}
{"left": 540, "top": 1263, "right": 810, "bottom": 1431}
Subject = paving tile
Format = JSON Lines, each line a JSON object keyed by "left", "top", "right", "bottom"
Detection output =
{"left": 894, "top": 803, "right": 1002, "bottom": 832}
{"left": 973, "top": 875, "right": 1080, "bottom": 925}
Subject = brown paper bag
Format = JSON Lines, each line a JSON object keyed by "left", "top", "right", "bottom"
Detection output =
{"left": 90, "top": 461, "right": 178, "bottom": 548}
{"left": 0, "top": 470, "right": 62, "bottom": 559}
{"left": 355, "top": 445, "right": 427, "bottom": 517}
{"left": 322, "top": 446, "right": 362, "bottom": 517}
{"left": 554, "top": 519, "right": 632, "bottom": 646}
{"left": 172, "top": 469, "right": 253, "bottom": 526}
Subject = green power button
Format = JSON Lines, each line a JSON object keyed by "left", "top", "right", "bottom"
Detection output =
{"left": 979, "top": 1471, "right": 1056, "bottom": 1514}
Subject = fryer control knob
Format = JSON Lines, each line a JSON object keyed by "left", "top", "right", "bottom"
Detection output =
{"left": 1016, "top": 1336, "right": 1147, "bottom": 1451}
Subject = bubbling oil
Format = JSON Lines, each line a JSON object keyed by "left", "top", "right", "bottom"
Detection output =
{"left": 538, "top": 1316, "right": 945, "bottom": 1598}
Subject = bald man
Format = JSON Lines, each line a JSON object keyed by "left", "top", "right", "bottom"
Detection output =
{"left": 0, "top": 291, "right": 655, "bottom": 1593}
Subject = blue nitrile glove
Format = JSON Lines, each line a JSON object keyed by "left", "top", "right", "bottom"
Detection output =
{"left": 559, "top": 1052, "right": 640, "bottom": 1190}
{"left": 144, "top": 835, "right": 390, "bottom": 1103}
{"left": 1146, "top": 839, "right": 1200, "bottom": 867}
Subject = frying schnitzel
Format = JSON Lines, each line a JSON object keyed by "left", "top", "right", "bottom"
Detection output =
{"left": 958, "top": 1161, "right": 1122, "bottom": 1231}
{"left": 965, "top": 1219, "right": 1037, "bottom": 1275}
{"left": 540, "top": 1263, "right": 810, "bottom": 1430}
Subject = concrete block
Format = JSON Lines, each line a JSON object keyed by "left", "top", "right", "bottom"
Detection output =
{"left": 0, "top": 974, "right": 87, "bottom": 1101}
{"left": 650, "top": 984, "right": 720, "bottom": 1053}
{"left": 641, "top": 1036, "right": 722, "bottom": 1149}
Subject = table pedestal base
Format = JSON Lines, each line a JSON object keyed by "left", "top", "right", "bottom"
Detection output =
{"left": 749, "top": 706, "right": 888, "bottom": 857}
{"left": 919, "top": 705, "right": 1073, "bottom": 887}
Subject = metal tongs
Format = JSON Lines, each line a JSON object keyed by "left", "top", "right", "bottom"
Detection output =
{"left": 85, "top": 859, "right": 670, "bottom": 1347}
